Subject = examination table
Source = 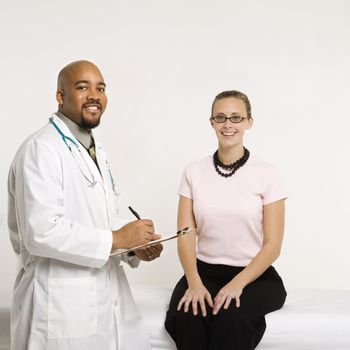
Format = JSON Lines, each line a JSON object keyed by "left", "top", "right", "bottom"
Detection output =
{"left": 1, "top": 287, "right": 350, "bottom": 349}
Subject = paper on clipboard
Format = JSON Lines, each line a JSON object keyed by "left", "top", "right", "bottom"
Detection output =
{"left": 110, "top": 227, "right": 192, "bottom": 256}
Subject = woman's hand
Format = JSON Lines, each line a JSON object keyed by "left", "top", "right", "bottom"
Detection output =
{"left": 177, "top": 281, "right": 213, "bottom": 316}
{"left": 213, "top": 279, "right": 244, "bottom": 315}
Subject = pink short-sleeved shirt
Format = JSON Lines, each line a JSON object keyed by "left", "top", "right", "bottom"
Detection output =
{"left": 179, "top": 155, "right": 287, "bottom": 267}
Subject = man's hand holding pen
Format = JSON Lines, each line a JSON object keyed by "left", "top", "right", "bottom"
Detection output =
{"left": 112, "top": 219, "right": 158, "bottom": 249}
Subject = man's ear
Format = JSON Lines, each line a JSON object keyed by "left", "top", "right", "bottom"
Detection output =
{"left": 209, "top": 117, "right": 214, "bottom": 128}
{"left": 56, "top": 89, "right": 64, "bottom": 106}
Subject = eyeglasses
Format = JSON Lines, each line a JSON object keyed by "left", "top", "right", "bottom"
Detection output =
{"left": 211, "top": 115, "right": 247, "bottom": 123}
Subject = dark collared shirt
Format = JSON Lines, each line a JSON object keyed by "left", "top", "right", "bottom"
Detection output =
{"left": 56, "top": 111, "right": 93, "bottom": 149}
{"left": 56, "top": 111, "right": 99, "bottom": 169}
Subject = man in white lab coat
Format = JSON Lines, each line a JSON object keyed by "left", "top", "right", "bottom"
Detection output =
{"left": 7, "top": 60, "right": 163, "bottom": 350}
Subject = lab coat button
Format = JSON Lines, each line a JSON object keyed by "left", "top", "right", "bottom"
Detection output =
{"left": 114, "top": 299, "right": 118, "bottom": 306}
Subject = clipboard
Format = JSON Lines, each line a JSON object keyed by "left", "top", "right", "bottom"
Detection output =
{"left": 110, "top": 226, "right": 192, "bottom": 256}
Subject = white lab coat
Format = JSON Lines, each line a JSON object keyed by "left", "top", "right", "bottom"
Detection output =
{"left": 7, "top": 114, "right": 151, "bottom": 350}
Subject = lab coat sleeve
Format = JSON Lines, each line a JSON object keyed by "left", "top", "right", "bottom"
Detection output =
{"left": 8, "top": 166, "right": 20, "bottom": 255}
{"left": 121, "top": 253, "right": 140, "bottom": 268}
{"left": 14, "top": 139, "right": 112, "bottom": 269}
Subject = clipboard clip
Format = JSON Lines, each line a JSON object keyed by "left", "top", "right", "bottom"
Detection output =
{"left": 176, "top": 227, "right": 192, "bottom": 237}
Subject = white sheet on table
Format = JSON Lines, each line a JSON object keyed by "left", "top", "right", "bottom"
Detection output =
{"left": 1, "top": 288, "right": 350, "bottom": 350}
{"left": 259, "top": 289, "right": 350, "bottom": 350}
{"left": 132, "top": 287, "right": 350, "bottom": 350}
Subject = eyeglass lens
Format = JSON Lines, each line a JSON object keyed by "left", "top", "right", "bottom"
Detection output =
{"left": 212, "top": 115, "right": 244, "bottom": 123}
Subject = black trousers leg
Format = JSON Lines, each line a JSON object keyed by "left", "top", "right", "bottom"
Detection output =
{"left": 165, "top": 275, "right": 210, "bottom": 350}
{"left": 208, "top": 275, "right": 286, "bottom": 349}
{"left": 165, "top": 260, "right": 286, "bottom": 350}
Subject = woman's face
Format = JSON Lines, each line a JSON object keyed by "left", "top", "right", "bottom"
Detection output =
{"left": 211, "top": 97, "right": 253, "bottom": 149}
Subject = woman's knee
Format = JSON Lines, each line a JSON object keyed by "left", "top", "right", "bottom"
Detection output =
{"left": 213, "top": 305, "right": 250, "bottom": 325}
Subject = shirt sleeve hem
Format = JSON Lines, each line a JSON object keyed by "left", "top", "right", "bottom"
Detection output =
{"left": 263, "top": 195, "right": 288, "bottom": 206}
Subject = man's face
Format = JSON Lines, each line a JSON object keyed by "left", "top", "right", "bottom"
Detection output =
{"left": 56, "top": 62, "right": 108, "bottom": 130}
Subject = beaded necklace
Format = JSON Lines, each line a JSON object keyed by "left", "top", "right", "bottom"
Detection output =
{"left": 213, "top": 147, "right": 250, "bottom": 178}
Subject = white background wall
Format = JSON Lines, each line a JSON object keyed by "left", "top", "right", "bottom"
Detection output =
{"left": 1, "top": 0, "right": 350, "bottom": 307}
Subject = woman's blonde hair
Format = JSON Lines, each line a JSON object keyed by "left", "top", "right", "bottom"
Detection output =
{"left": 211, "top": 90, "right": 252, "bottom": 118}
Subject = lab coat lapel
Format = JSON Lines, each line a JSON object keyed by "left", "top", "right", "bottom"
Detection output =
{"left": 80, "top": 145, "right": 104, "bottom": 186}
{"left": 95, "top": 142, "right": 115, "bottom": 228}
{"left": 51, "top": 114, "right": 104, "bottom": 187}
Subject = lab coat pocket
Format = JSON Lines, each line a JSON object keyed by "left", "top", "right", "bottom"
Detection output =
{"left": 48, "top": 277, "right": 97, "bottom": 339}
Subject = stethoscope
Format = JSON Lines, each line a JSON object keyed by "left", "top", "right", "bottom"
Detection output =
{"left": 49, "top": 116, "right": 119, "bottom": 195}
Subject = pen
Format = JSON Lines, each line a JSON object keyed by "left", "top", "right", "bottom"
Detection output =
{"left": 127, "top": 206, "right": 141, "bottom": 257}
{"left": 128, "top": 206, "right": 141, "bottom": 220}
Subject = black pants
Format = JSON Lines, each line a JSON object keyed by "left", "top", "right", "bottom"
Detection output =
{"left": 165, "top": 260, "right": 286, "bottom": 350}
